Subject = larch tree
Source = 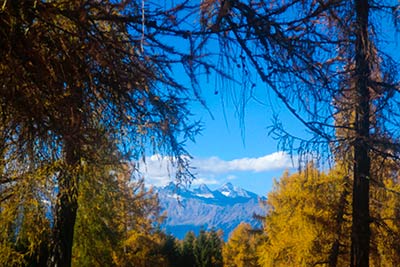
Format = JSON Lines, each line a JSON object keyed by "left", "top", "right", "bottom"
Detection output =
{"left": 71, "top": 133, "right": 167, "bottom": 267}
{"left": 199, "top": 1, "right": 400, "bottom": 266}
{"left": 259, "top": 165, "right": 352, "bottom": 266}
{"left": 222, "top": 222, "right": 262, "bottom": 267}
{"left": 259, "top": 162, "right": 400, "bottom": 266}
{"left": 0, "top": 1, "right": 214, "bottom": 266}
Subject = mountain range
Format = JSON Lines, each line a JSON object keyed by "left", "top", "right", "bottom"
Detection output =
{"left": 155, "top": 182, "right": 266, "bottom": 240}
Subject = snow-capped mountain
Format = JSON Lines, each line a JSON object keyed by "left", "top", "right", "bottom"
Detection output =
{"left": 193, "top": 184, "right": 215, "bottom": 198}
{"left": 216, "top": 182, "right": 258, "bottom": 198}
{"left": 155, "top": 182, "right": 266, "bottom": 240}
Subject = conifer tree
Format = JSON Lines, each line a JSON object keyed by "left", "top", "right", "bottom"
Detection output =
{"left": 71, "top": 138, "right": 167, "bottom": 267}
{"left": 258, "top": 165, "right": 351, "bottom": 267}
{"left": 0, "top": 1, "right": 204, "bottom": 266}
{"left": 259, "top": 163, "right": 400, "bottom": 266}
{"left": 161, "top": 234, "right": 182, "bottom": 267}
{"left": 194, "top": 229, "right": 213, "bottom": 267}
{"left": 199, "top": 1, "right": 400, "bottom": 265}
{"left": 208, "top": 229, "right": 224, "bottom": 267}
{"left": 222, "top": 223, "right": 261, "bottom": 267}
{"left": 192, "top": 229, "right": 224, "bottom": 267}
{"left": 179, "top": 231, "right": 197, "bottom": 267}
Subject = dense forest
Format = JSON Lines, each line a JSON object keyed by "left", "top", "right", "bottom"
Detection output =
{"left": 1, "top": 0, "right": 400, "bottom": 267}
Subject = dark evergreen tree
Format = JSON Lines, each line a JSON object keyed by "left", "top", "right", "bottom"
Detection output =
{"left": 207, "top": 229, "right": 223, "bottom": 267}
{"left": 194, "top": 229, "right": 212, "bottom": 267}
{"left": 192, "top": 229, "right": 224, "bottom": 267}
{"left": 179, "top": 231, "right": 196, "bottom": 267}
{"left": 161, "top": 234, "right": 182, "bottom": 267}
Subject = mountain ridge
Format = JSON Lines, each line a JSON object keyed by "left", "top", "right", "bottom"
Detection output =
{"left": 155, "top": 182, "right": 266, "bottom": 240}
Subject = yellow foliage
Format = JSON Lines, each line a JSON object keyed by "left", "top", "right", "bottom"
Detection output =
{"left": 223, "top": 223, "right": 262, "bottom": 267}
{"left": 72, "top": 161, "right": 166, "bottom": 267}
{"left": 258, "top": 161, "right": 400, "bottom": 266}
{"left": 0, "top": 165, "right": 52, "bottom": 266}
{"left": 258, "top": 164, "right": 351, "bottom": 267}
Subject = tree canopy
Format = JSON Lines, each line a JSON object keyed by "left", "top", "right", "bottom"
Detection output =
{"left": 259, "top": 162, "right": 400, "bottom": 266}
{"left": 200, "top": 1, "right": 400, "bottom": 265}
{"left": 0, "top": 1, "right": 206, "bottom": 266}
{"left": 222, "top": 222, "right": 262, "bottom": 267}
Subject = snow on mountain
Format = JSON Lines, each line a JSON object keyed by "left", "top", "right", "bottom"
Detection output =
{"left": 193, "top": 184, "right": 215, "bottom": 198}
{"left": 155, "top": 183, "right": 266, "bottom": 240}
{"left": 216, "top": 182, "right": 256, "bottom": 198}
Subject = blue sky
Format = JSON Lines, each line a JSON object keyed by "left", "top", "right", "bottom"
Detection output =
{"left": 136, "top": 1, "right": 327, "bottom": 195}
{"left": 137, "top": 0, "right": 308, "bottom": 196}
{"left": 141, "top": 82, "right": 305, "bottom": 196}
{"left": 138, "top": 0, "right": 398, "bottom": 196}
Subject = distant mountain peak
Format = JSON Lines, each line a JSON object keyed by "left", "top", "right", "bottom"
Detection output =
{"left": 193, "top": 184, "right": 214, "bottom": 198}
{"left": 197, "top": 183, "right": 211, "bottom": 191}
{"left": 156, "top": 182, "right": 266, "bottom": 240}
{"left": 221, "top": 182, "right": 234, "bottom": 189}
{"left": 217, "top": 182, "right": 252, "bottom": 198}
{"left": 156, "top": 182, "right": 257, "bottom": 200}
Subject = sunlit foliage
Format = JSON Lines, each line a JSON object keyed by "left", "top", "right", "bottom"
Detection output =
{"left": 222, "top": 222, "right": 262, "bottom": 267}
{"left": 72, "top": 160, "right": 167, "bottom": 267}
{"left": 258, "top": 165, "right": 350, "bottom": 267}
{"left": 259, "top": 162, "right": 400, "bottom": 266}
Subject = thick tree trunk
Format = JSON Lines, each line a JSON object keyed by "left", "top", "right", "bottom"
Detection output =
{"left": 48, "top": 88, "right": 82, "bottom": 267}
{"left": 351, "top": 0, "right": 371, "bottom": 266}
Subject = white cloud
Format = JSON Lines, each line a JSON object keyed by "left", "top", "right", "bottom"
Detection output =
{"left": 136, "top": 154, "right": 177, "bottom": 187}
{"left": 192, "top": 152, "right": 294, "bottom": 173}
{"left": 138, "top": 152, "right": 294, "bottom": 187}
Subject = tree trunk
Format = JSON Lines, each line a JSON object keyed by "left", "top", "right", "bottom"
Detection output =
{"left": 351, "top": 0, "right": 371, "bottom": 266}
{"left": 48, "top": 88, "right": 82, "bottom": 267}
{"left": 47, "top": 154, "right": 79, "bottom": 267}
{"left": 328, "top": 176, "right": 349, "bottom": 267}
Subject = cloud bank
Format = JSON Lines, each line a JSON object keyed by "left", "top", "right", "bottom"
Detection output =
{"left": 191, "top": 152, "right": 293, "bottom": 173}
{"left": 138, "top": 152, "right": 294, "bottom": 187}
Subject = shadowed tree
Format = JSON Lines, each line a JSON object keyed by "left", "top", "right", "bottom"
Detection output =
{"left": 193, "top": 229, "right": 224, "bottom": 267}
{"left": 71, "top": 132, "right": 168, "bottom": 267}
{"left": 199, "top": 1, "right": 400, "bottom": 266}
{"left": 0, "top": 1, "right": 213, "bottom": 266}
{"left": 179, "top": 231, "right": 197, "bottom": 267}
